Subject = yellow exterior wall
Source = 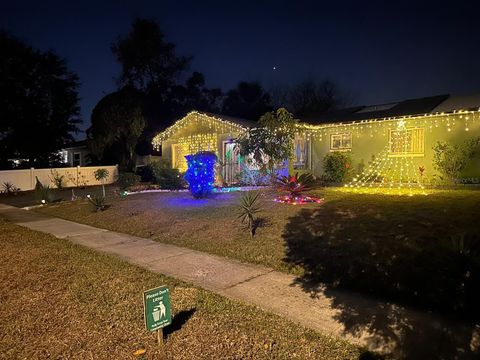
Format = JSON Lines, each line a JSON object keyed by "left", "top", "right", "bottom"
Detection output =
{"left": 302, "top": 112, "right": 480, "bottom": 181}
{"left": 156, "top": 111, "right": 480, "bottom": 183}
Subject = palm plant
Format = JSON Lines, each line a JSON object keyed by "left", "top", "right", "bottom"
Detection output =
{"left": 275, "top": 172, "right": 315, "bottom": 200}
{"left": 94, "top": 168, "right": 109, "bottom": 197}
{"left": 238, "top": 191, "right": 262, "bottom": 237}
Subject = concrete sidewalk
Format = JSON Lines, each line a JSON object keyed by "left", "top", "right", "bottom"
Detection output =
{"left": 1, "top": 203, "right": 477, "bottom": 357}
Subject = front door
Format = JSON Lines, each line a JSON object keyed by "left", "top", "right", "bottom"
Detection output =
{"left": 223, "top": 142, "right": 240, "bottom": 185}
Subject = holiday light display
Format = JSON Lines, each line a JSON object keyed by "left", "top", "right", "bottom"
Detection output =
{"left": 152, "top": 111, "right": 248, "bottom": 150}
{"left": 274, "top": 195, "right": 323, "bottom": 205}
{"left": 343, "top": 120, "right": 428, "bottom": 195}
{"left": 300, "top": 110, "right": 480, "bottom": 143}
{"left": 184, "top": 152, "right": 217, "bottom": 198}
{"left": 274, "top": 173, "right": 323, "bottom": 204}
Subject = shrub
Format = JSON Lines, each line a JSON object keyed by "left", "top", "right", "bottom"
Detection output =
{"left": 322, "top": 152, "right": 352, "bottom": 183}
{"left": 2, "top": 181, "right": 19, "bottom": 195}
{"left": 87, "top": 194, "right": 106, "bottom": 212}
{"left": 136, "top": 165, "right": 155, "bottom": 183}
{"left": 49, "top": 169, "right": 65, "bottom": 189}
{"left": 148, "top": 160, "right": 186, "bottom": 190}
{"left": 184, "top": 152, "right": 217, "bottom": 198}
{"left": 238, "top": 191, "right": 262, "bottom": 237}
{"left": 34, "top": 177, "right": 55, "bottom": 203}
{"left": 117, "top": 172, "right": 140, "bottom": 191}
{"left": 433, "top": 137, "right": 480, "bottom": 183}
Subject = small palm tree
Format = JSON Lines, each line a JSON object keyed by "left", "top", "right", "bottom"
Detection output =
{"left": 238, "top": 191, "right": 262, "bottom": 237}
{"left": 94, "top": 168, "right": 110, "bottom": 198}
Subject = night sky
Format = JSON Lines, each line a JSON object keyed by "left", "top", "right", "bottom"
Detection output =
{"left": 2, "top": 0, "right": 479, "bottom": 137}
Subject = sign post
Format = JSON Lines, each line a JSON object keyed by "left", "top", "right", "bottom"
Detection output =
{"left": 143, "top": 286, "right": 172, "bottom": 354}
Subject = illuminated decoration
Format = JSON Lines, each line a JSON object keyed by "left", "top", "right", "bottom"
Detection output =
{"left": 184, "top": 151, "right": 217, "bottom": 198}
{"left": 274, "top": 173, "right": 322, "bottom": 204}
{"left": 343, "top": 120, "right": 428, "bottom": 195}
{"left": 152, "top": 111, "right": 249, "bottom": 150}
{"left": 274, "top": 195, "right": 323, "bottom": 205}
{"left": 300, "top": 109, "right": 480, "bottom": 143}
{"left": 173, "top": 133, "right": 218, "bottom": 172}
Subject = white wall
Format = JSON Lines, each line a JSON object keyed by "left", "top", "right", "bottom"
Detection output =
{"left": 0, "top": 165, "right": 119, "bottom": 191}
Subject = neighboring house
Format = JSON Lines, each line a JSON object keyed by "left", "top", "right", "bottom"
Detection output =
{"left": 153, "top": 94, "right": 480, "bottom": 184}
{"left": 61, "top": 140, "right": 91, "bottom": 167}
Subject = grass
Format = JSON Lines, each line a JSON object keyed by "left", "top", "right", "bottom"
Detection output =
{"left": 0, "top": 219, "right": 361, "bottom": 359}
{"left": 34, "top": 187, "right": 480, "bottom": 319}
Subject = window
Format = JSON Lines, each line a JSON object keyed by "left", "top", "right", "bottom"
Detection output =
{"left": 293, "top": 135, "right": 311, "bottom": 170}
{"left": 389, "top": 128, "right": 424, "bottom": 156}
{"left": 330, "top": 133, "right": 352, "bottom": 151}
{"left": 73, "top": 152, "right": 81, "bottom": 166}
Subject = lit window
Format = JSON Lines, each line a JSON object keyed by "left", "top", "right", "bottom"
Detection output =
{"left": 293, "top": 135, "right": 311, "bottom": 169}
{"left": 389, "top": 128, "right": 424, "bottom": 156}
{"left": 330, "top": 133, "right": 352, "bottom": 151}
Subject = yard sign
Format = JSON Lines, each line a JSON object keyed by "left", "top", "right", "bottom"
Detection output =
{"left": 143, "top": 286, "right": 172, "bottom": 332}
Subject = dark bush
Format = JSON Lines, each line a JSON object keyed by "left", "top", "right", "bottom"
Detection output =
{"left": 136, "top": 165, "right": 155, "bottom": 183}
{"left": 148, "top": 160, "right": 186, "bottom": 190}
{"left": 117, "top": 172, "right": 140, "bottom": 190}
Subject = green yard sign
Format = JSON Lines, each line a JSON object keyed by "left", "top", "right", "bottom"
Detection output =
{"left": 143, "top": 286, "right": 172, "bottom": 332}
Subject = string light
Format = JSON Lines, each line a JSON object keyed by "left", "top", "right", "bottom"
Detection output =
{"left": 152, "top": 111, "right": 248, "bottom": 150}
{"left": 184, "top": 152, "right": 217, "bottom": 198}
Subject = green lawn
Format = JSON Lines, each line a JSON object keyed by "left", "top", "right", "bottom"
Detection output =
{"left": 34, "top": 187, "right": 480, "bottom": 320}
{"left": 0, "top": 219, "right": 361, "bottom": 359}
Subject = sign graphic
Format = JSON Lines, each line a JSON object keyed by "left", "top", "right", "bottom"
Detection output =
{"left": 143, "top": 286, "right": 172, "bottom": 332}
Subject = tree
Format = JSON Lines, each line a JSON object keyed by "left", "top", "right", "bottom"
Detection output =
{"left": 0, "top": 31, "right": 80, "bottom": 168}
{"left": 236, "top": 108, "right": 297, "bottom": 173}
{"left": 270, "top": 79, "right": 349, "bottom": 118}
{"left": 112, "top": 19, "right": 222, "bottom": 154}
{"left": 222, "top": 81, "right": 272, "bottom": 120}
{"left": 88, "top": 87, "right": 145, "bottom": 171}
{"left": 94, "top": 168, "right": 109, "bottom": 197}
{"left": 112, "top": 18, "right": 190, "bottom": 92}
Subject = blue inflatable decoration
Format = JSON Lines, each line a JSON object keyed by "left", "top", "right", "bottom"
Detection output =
{"left": 184, "top": 151, "right": 217, "bottom": 198}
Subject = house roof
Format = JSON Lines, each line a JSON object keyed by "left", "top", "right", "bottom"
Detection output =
{"left": 194, "top": 111, "right": 257, "bottom": 128}
{"left": 63, "top": 139, "right": 87, "bottom": 149}
{"left": 152, "top": 111, "right": 256, "bottom": 148}
{"left": 301, "top": 94, "right": 453, "bottom": 125}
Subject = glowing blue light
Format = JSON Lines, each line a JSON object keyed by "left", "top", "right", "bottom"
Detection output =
{"left": 184, "top": 151, "right": 217, "bottom": 198}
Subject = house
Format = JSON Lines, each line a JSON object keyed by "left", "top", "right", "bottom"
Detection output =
{"left": 153, "top": 94, "right": 480, "bottom": 184}
{"left": 61, "top": 140, "right": 91, "bottom": 167}
{"left": 152, "top": 111, "right": 256, "bottom": 184}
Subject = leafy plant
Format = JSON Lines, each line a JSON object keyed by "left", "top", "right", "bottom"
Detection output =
{"left": 117, "top": 172, "right": 140, "bottom": 191}
{"left": 2, "top": 181, "right": 19, "bottom": 195}
{"left": 322, "top": 152, "right": 352, "bottom": 183}
{"left": 433, "top": 137, "right": 480, "bottom": 183}
{"left": 49, "top": 169, "right": 65, "bottom": 189}
{"left": 34, "top": 177, "right": 55, "bottom": 203}
{"left": 238, "top": 191, "right": 262, "bottom": 237}
{"left": 235, "top": 108, "right": 297, "bottom": 174}
{"left": 148, "top": 160, "right": 186, "bottom": 190}
{"left": 94, "top": 168, "right": 110, "bottom": 197}
{"left": 275, "top": 172, "right": 315, "bottom": 200}
{"left": 87, "top": 194, "right": 106, "bottom": 212}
